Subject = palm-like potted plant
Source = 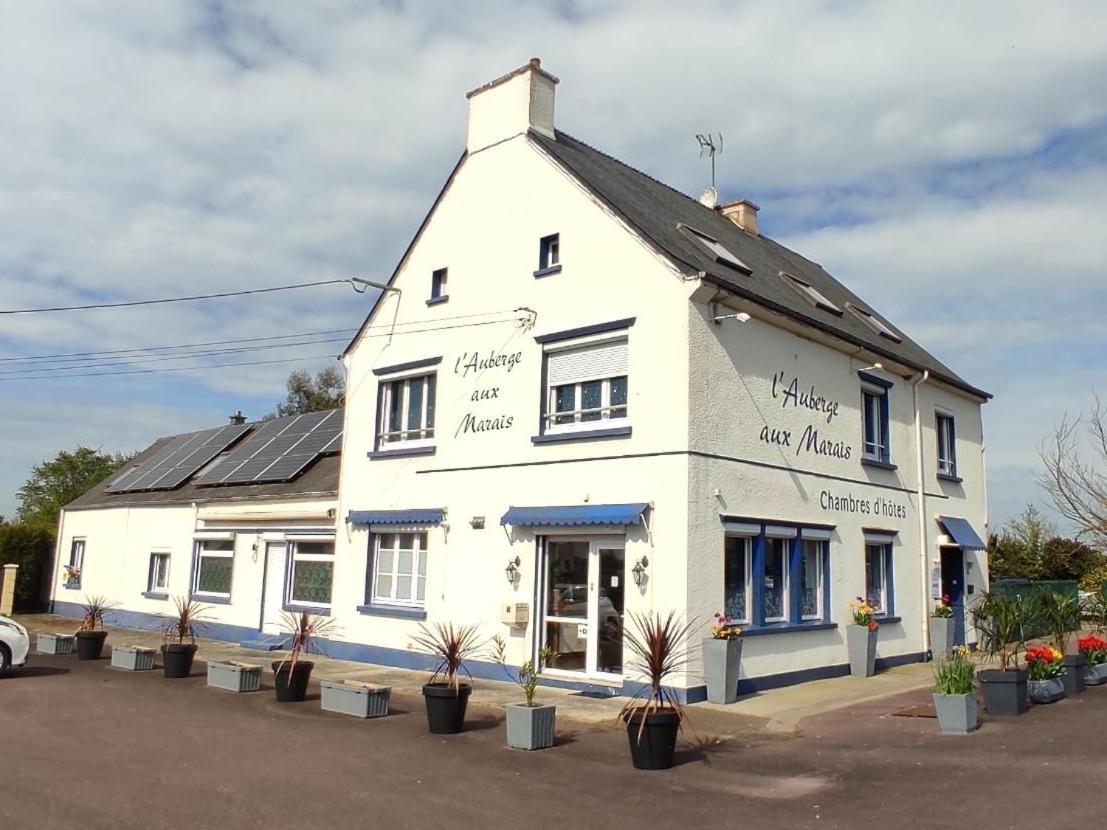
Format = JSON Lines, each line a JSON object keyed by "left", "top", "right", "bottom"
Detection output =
{"left": 490, "top": 636, "right": 556, "bottom": 750}
{"left": 970, "top": 591, "right": 1031, "bottom": 716}
{"left": 929, "top": 596, "right": 956, "bottom": 660}
{"left": 619, "top": 610, "right": 696, "bottom": 770}
{"left": 1036, "top": 591, "right": 1084, "bottom": 696}
{"left": 273, "top": 611, "right": 335, "bottom": 702}
{"left": 74, "top": 595, "right": 115, "bottom": 660}
{"left": 703, "top": 612, "right": 743, "bottom": 704}
{"left": 932, "top": 646, "right": 978, "bottom": 734}
{"left": 1078, "top": 635, "right": 1107, "bottom": 685}
{"left": 1025, "top": 645, "right": 1066, "bottom": 703}
{"left": 160, "top": 597, "right": 208, "bottom": 678}
{"left": 413, "top": 622, "right": 484, "bottom": 734}
{"left": 846, "top": 598, "right": 879, "bottom": 678}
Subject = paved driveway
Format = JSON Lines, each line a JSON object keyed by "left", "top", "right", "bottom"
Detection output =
{"left": 2, "top": 653, "right": 1106, "bottom": 829}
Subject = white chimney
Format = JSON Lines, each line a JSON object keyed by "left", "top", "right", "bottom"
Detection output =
{"left": 466, "top": 58, "right": 558, "bottom": 154}
{"left": 719, "top": 199, "right": 760, "bottom": 236}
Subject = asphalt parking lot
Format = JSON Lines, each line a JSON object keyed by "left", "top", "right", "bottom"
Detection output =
{"left": 3, "top": 653, "right": 1107, "bottom": 830}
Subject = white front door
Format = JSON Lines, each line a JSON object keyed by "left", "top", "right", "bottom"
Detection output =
{"left": 541, "top": 538, "right": 626, "bottom": 680}
{"left": 261, "top": 541, "right": 287, "bottom": 635}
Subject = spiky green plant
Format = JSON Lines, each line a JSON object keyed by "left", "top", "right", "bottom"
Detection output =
{"left": 489, "top": 635, "right": 556, "bottom": 706}
{"left": 970, "top": 591, "right": 1032, "bottom": 671}
{"left": 160, "top": 596, "right": 209, "bottom": 644}
{"left": 76, "top": 595, "right": 116, "bottom": 633}
{"left": 412, "top": 622, "right": 485, "bottom": 691}
{"left": 1036, "top": 591, "right": 1082, "bottom": 654}
{"left": 276, "top": 611, "right": 336, "bottom": 673}
{"left": 617, "top": 610, "right": 697, "bottom": 730}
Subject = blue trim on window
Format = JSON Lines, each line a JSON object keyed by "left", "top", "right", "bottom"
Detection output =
{"left": 531, "top": 426, "right": 632, "bottom": 444}
{"left": 858, "top": 371, "right": 894, "bottom": 389}
{"left": 533, "top": 264, "right": 562, "bottom": 278}
{"left": 368, "top": 446, "right": 437, "bottom": 460}
{"left": 751, "top": 532, "right": 765, "bottom": 627}
{"left": 886, "top": 546, "right": 896, "bottom": 615}
{"left": 425, "top": 295, "right": 449, "bottom": 306}
{"left": 861, "top": 457, "right": 898, "bottom": 471}
{"left": 372, "top": 356, "right": 442, "bottom": 376}
{"left": 937, "top": 472, "right": 963, "bottom": 484}
{"left": 740, "top": 622, "right": 839, "bottom": 637}
{"left": 533, "top": 317, "right": 636, "bottom": 344}
{"left": 357, "top": 603, "right": 427, "bottom": 621}
{"left": 284, "top": 603, "right": 331, "bottom": 616}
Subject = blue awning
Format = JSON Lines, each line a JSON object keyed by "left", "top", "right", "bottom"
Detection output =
{"left": 347, "top": 508, "right": 444, "bottom": 527}
{"left": 500, "top": 502, "right": 649, "bottom": 528}
{"left": 937, "top": 516, "right": 986, "bottom": 550}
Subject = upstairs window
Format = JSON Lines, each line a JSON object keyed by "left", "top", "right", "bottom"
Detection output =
{"left": 936, "top": 412, "right": 957, "bottom": 478}
{"left": 681, "top": 225, "right": 750, "bottom": 273}
{"left": 536, "top": 233, "right": 561, "bottom": 276}
{"left": 781, "top": 272, "right": 842, "bottom": 315}
{"left": 544, "top": 338, "right": 628, "bottom": 434}
{"left": 377, "top": 373, "right": 436, "bottom": 449}
{"left": 860, "top": 375, "right": 892, "bottom": 465}
{"left": 428, "top": 268, "right": 448, "bottom": 304}
{"left": 847, "top": 303, "right": 901, "bottom": 342}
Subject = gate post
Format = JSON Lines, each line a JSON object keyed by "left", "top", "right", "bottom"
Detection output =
{"left": 0, "top": 563, "right": 18, "bottom": 616}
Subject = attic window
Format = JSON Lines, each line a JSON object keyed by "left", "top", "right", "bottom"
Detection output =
{"left": 781, "top": 272, "right": 842, "bottom": 315}
{"left": 680, "top": 225, "right": 751, "bottom": 273}
{"left": 846, "top": 303, "right": 902, "bottom": 343}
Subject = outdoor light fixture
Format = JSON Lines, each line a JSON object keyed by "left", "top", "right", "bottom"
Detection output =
{"left": 505, "top": 556, "right": 521, "bottom": 585}
{"left": 631, "top": 555, "right": 649, "bottom": 587}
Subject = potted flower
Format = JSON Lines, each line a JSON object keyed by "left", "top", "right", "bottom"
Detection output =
{"left": 159, "top": 597, "right": 208, "bottom": 678}
{"left": 273, "top": 611, "right": 335, "bottom": 702}
{"left": 413, "top": 622, "right": 484, "bottom": 734}
{"left": 1079, "top": 635, "right": 1107, "bottom": 686}
{"left": 846, "top": 598, "right": 879, "bottom": 678}
{"left": 932, "top": 646, "right": 978, "bottom": 734}
{"left": 74, "top": 595, "right": 114, "bottom": 660}
{"left": 1036, "top": 591, "right": 1084, "bottom": 697}
{"left": 929, "top": 596, "right": 956, "bottom": 660}
{"left": 1025, "top": 645, "right": 1066, "bottom": 704}
{"left": 618, "top": 610, "right": 696, "bottom": 770}
{"left": 703, "top": 612, "right": 743, "bottom": 704}
{"left": 490, "top": 636, "right": 557, "bottom": 750}
{"left": 970, "top": 591, "right": 1030, "bottom": 716}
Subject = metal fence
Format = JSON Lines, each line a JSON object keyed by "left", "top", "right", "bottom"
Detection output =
{"left": 991, "top": 579, "right": 1080, "bottom": 639}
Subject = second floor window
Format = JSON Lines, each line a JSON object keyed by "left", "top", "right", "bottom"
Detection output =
{"left": 544, "top": 338, "right": 628, "bottom": 433}
{"left": 861, "top": 385, "right": 890, "bottom": 463}
{"left": 936, "top": 412, "right": 957, "bottom": 478}
{"left": 429, "top": 268, "right": 448, "bottom": 303}
{"left": 378, "top": 373, "right": 436, "bottom": 448}
{"left": 539, "top": 233, "right": 560, "bottom": 271}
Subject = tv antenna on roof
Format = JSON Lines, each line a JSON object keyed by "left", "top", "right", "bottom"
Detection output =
{"left": 696, "top": 132, "right": 723, "bottom": 188}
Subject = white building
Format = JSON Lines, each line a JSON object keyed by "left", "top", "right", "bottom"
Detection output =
{"left": 51, "top": 60, "right": 990, "bottom": 701}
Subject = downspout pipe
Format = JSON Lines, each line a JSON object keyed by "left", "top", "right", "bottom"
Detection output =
{"left": 911, "top": 370, "right": 931, "bottom": 659}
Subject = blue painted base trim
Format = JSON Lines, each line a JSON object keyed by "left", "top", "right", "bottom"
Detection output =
{"left": 51, "top": 600, "right": 258, "bottom": 645}
{"left": 240, "top": 635, "right": 286, "bottom": 651}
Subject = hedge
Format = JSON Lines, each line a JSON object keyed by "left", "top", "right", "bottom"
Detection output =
{"left": 0, "top": 523, "right": 55, "bottom": 612}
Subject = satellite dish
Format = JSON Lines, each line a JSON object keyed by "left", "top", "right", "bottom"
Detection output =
{"left": 699, "top": 186, "right": 718, "bottom": 209}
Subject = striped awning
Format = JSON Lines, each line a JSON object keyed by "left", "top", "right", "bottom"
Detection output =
{"left": 347, "top": 508, "right": 444, "bottom": 527}
{"left": 500, "top": 502, "right": 648, "bottom": 528}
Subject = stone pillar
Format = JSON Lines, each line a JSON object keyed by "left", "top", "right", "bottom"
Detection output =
{"left": 0, "top": 563, "right": 17, "bottom": 616}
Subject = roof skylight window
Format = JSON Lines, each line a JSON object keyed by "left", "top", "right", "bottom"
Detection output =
{"left": 846, "top": 303, "right": 902, "bottom": 343}
{"left": 780, "top": 272, "right": 842, "bottom": 315}
{"left": 681, "top": 225, "right": 751, "bottom": 273}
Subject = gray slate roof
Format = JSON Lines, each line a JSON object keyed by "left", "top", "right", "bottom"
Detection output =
{"left": 532, "top": 129, "right": 988, "bottom": 399}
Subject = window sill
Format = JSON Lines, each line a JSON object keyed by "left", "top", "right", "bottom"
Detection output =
{"left": 425, "top": 295, "right": 449, "bottom": 306}
{"left": 369, "top": 445, "right": 437, "bottom": 460}
{"left": 861, "top": 457, "right": 897, "bottom": 471}
{"left": 875, "top": 615, "right": 902, "bottom": 625}
{"left": 193, "top": 594, "right": 232, "bottom": 605}
{"left": 532, "top": 426, "right": 632, "bottom": 444}
{"left": 142, "top": 591, "right": 169, "bottom": 601}
{"left": 741, "top": 622, "right": 838, "bottom": 637}
{"left": 357, "top": 603, "right": 427, "bottom": 621}
{"left": 937, "top": 472, "right": 963, "bottom": 484}
{"left": 284, "top": 603, "right": 332, "bottom": 616}
{"left": 63, "top": 579, "right": 82, "bottom": 590}
{"left": 533, "top": 264, "right": 562, "bottom": 278}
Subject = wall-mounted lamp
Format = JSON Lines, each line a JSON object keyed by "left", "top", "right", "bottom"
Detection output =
{"left": 505, "top": 556, "right": 521, "bottom": 585}
{"left": 713, "top": 311, "right": 751, "bottom": 325}
{"left": 859, "top": 361, "right": 884, "bottom": 373}
{"left": 631, "top": 555, "right": 650, "bottom": 587}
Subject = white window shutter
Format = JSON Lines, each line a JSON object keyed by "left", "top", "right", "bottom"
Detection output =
{"left": 547, "top": 340, "right": 627, "bottom": 385}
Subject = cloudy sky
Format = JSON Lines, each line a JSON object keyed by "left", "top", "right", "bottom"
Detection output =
{"left": 1, "top": 0, "right": 1104, "bottom": 530}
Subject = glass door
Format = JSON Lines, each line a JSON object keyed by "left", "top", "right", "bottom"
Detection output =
{"left": 542, "top": 538, "right": 626, "bottom": 679}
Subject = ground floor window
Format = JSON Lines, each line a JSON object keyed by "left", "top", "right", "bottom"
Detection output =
{"left": 287, "top": 541, "right": 334, "bottom": 607}
{"left": 193, "top": 539, "right": 234, "bottom": 599}
{"left": 371, "top": 533, "right": 427, "bottom": 607}
{"left": 723, "top": 536, "right": 751, "bottom": 623}
{"left": 865, "top": 543, "right": 893, "bottom": 615}
{"left": 147, "top": 551, "right": 170, "bottom": 594}
{"left": 65, "top": 538, "right": 85, "bottom": 585}
{"left": 800, "top": 540, "right": 824, "bottom": 620}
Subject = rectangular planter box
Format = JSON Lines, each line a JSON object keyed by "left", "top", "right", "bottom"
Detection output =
{"left": 1084, "top": 661, "right": 1107, "bottom": 686}
{"left": 37, "top": 633, "right": 74, "bottom": 655}
{"left": 321, "top": 680, "right": 391, "bottom": 718}
{"left": 1062, "top": 654, "right": 1085, "bottom": 697}
{"left": 932, "top": 692, "right": 978, "bottom": 735}
{"left": 702, "top": 637, "right": 743, "bottom": 704}
{"left": 979, "top": 669, "right": 1029, "bottom": 716}
{"left": 111, "top": 645, "right": 156, "bottom": 671}
{"left": 207, "top": 661, "right": 263, "bottom": 693}
{"left": 506, "top": 703, "right": 556, "bottom": 750}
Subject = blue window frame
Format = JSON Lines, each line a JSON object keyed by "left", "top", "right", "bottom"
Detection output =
{"left": 428, "top": 268, "right": 448, "bottom": 304}
{"left": 936, "top": 412, "right": 957, "bottom": 478}
{"left": 864, "top": 542, "right": 895, "bottom": 616}
{"left": 539, "top": 233, "right": 560, "bottom": 270}
{"left": 859, "top": 373, "right": 892, "bottom": 465}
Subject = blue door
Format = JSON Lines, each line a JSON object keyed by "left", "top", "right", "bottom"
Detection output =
{"left": 940, "top": 547, "right": 966, "bottom": 646}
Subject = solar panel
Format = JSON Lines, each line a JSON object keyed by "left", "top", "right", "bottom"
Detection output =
{"left": 196, "top": 419, "right": 291, "bottom": 484}
{"left": 106, "top": 434, "right": 194, "bottom": 492}
{"left": 107, "top": 424, "right": 253, "bottom": 493}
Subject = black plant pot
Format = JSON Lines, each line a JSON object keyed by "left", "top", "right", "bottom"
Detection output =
{"left": 162, "top": 643, "right": 198, "bottom": 678}
{"left": 979, "top": 668, "right": 1029, "bottom": 716}
{"left": 272, "top": 660, "right": 314, "bottom": 702}
{"left": 422, "top": 682, "right": 471, "bottom": 734}
{"left": 1062, "top": 654, "right": 1086, "bottom": 697}
{"left": 625, "top": 709, "right": 681, "bottom": 770}
{"left": 75, "top": 630, "right": 107, "bottom": 661}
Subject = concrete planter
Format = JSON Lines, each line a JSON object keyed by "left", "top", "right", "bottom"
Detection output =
{"left": 1083, "top": 661, "right": 1107, "bottom": 686}
{"left": 207, "top": 661, "right": 262, "bottom": 693}
{"left": 111, "top": 645, "right": 156, "bottom": 671}
{"left": 932, "top": 692, "right": 978, "bottom": 735}
{"left": 702, "top": 637, "right": 743, "bottom": 704}
{"left": 1028, "top": 677, "right": 1066, "bottom": 704}
{"left": 978, "top": 669, "right": 1028, "bottom": 716}
{"left": 929, "top": 616, "right": 956, "bottom": 660}
{"left": 321, "top": 680, "right": 391, "bottom": 718}
{"left": 1061, "top": 654, "right": 1085, "bottom": 697}
{"left": 846, "top": 624, "right": 877, "bottom": 678}
{"left": 505, "top": 703, "right": 556, "bottom": 750}
{"left": 37, "top": 633, "right": 74, "bottom": 655}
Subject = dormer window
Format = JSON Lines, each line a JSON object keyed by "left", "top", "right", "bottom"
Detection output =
{"left": 535, "top": 233, "right": 561, "bottom": 277}
{"left": 847, "top": 303, "right": 901, "bottom": 342}
{"left": 781, "top": 272, "right": 842, "bottom": 314}
{"left": 680, "top": 225, "right": 751, "bottom": 273}
{"left": 428, "top": 268, "right": 448, "bottom": 305}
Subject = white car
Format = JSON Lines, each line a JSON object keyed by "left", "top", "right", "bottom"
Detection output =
{"left": 0, "top": 615, "right": 30, "bottom": 674}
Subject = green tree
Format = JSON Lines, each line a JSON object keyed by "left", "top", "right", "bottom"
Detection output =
{"left": 271, "top": 367, "right": 345, "bottom": 418}
{"left": 16, "top": 447, "right": 134, "bottom": 529}
{"left": 986, "top": 504, "right": 1054, "bottom": 580}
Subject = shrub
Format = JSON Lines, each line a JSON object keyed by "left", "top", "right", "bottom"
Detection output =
{"left": 0, "top": 522, "right": 54, "bottom": 611}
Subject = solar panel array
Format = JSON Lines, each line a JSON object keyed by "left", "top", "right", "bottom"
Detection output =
{"left": 106, "top": 423, "right": 252, "bottom": 493}
{"left": 195, "top": 408, "right": 342, "bottom": 486}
